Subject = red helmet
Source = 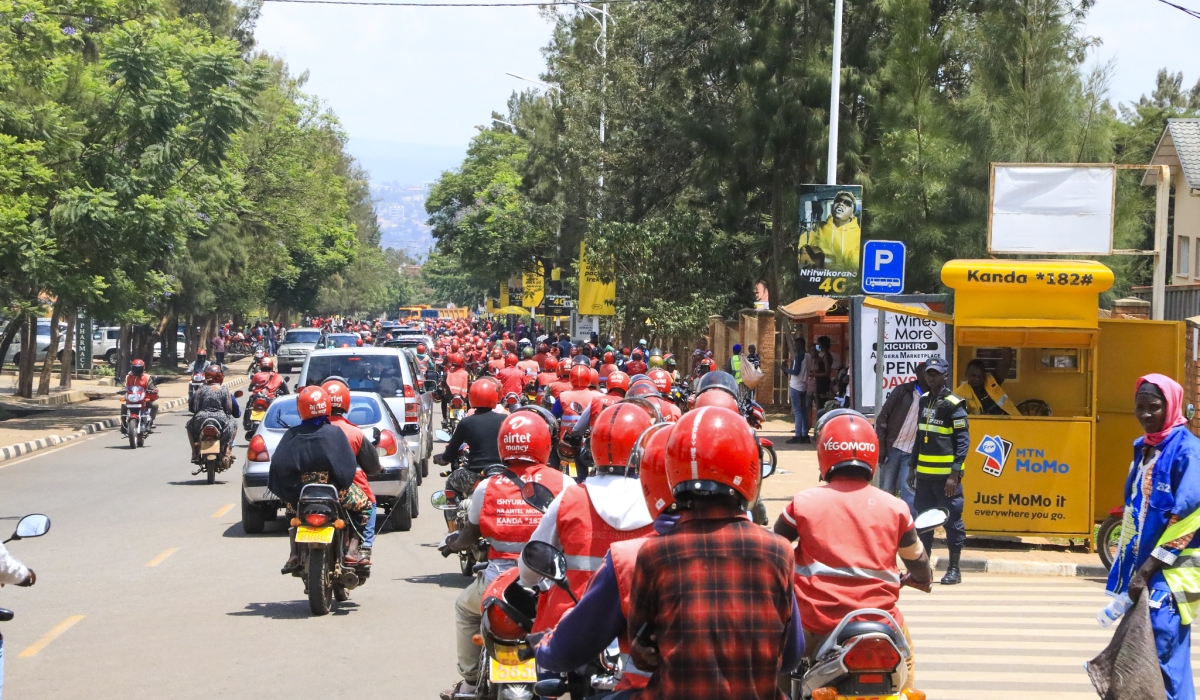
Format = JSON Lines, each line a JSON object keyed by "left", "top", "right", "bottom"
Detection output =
{"left": 492, "top": 348, "right": 502, "bottom": 359}
{"left": 417, "top": 343, "right": 427, "bottom": 354}
{"left": 297, "top": 385, "right": 331, "bottom": 421}
{"left": 203, "top": 364, "right": 224, "bottom": 384}
{"left": 450, "top": 340, "right": 460, "bottom": 351}
{"left": 558, "top": 361, "right": 571, "bottom": 378}
{"left": 590, "top": 403, "right": 656, "bottom": 470}
{"left": 544, "top": 357, "right": 559, "bottom": 373}
{"left": 498, "top": 412, "right": 552, "bottom": 464}
{"left": 606, "top": 371, "right": 630, "bottom": 396}
{"left": 816, "top": 411, "right": 879, "bottom": 481}
{"left": 569, "top": 364, "right": 591, "bottom": 389}
{"left": 647, "top": 368, "right": 672, "bottom": 394}
{"left": 538, "top": 343, "right": 550, "bottom": 354}
{"left": 448, "top": 352, "right": 464, "bottom": 368}
{"left": 604, "top": 351, "right": 615, "bottom": 364}
{"left": 197, "top": 349, "right": 207, "bottom": 358}
{"left": 589, "top": 368, "right": 599, "bottom": 388}
{"left": 321, "top": 378, "right": 351, "bottom": 414}
{"left": 569, "top": 345, "right": 580, "bottom": 357}
{"left": 260, "top": 356, "right": 275, "bottom": 371}
{"left": 355, "top": 338, "right": 364, "bottom": 347}
{"left": 626, "top": 380, "right": 659, "bottom": 399}
{"left": 505, "top": 353, "right": 519, "bottom": 367}
{"left": 632, "top": 423, "right": 675, "bottom": 518}
{"left": 131, "top": 359, "right": 146, "bottom": 376}
{"left": 665, "top": 407, "right": 760, "bottom": 503}
{"left": 694, "top": 389, "right": 739, "bottom": 412}
{"left": 469, "top": 380, "right": 500, "bottom": 410}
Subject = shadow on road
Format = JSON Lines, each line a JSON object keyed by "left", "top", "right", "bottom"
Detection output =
{"left": 400, "top": 573, "right": 473, "bottom": 589}
{"left": 228, "top": 600, "right": 360, "bottom": 619}
{"left": 222, "top": 522, "right": 287, "bottom": 538}
{"left": 168, "top": 479, "right": 231, "bottom": 486}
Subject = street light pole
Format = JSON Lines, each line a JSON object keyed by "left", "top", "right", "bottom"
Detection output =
{"left": 826, "top": 0, "right": 844, "bottom": 185}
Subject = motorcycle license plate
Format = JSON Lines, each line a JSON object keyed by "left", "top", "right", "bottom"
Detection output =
{"left": 296, "top": 526, "right": 335, "bottom": 544}
{"left": 250, "top": 409, "right": 266, "bottom": 421}
{"left": 199, "top": 439, "right": 220, "bottom": 454}
{"left": 489, "top": 656, "right": 537, "bottom": 684}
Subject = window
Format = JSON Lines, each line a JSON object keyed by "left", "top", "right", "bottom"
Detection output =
{"left": 304, "top": 354, "right": 406, "bottom": 397}
{"left": 1179, "top": 236, "right": 1191, "bottom": 276}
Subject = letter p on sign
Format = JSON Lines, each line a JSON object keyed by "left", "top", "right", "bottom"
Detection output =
{"left": 874, "top": 249, "right": 893, "bottom": 271}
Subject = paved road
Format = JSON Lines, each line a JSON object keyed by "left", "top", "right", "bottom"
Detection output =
{"left": 0, "top": 397, "right": 1193, "bottom": 699}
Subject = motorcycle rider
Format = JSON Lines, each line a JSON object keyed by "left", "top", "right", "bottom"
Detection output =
{"left": 121, "top": 359, "right": 159, "bottom": 434}
{"left": 521, "top": 401, "right": 657, "bottom": 632}
{"left": 773, "top": 411, "right": 931, "bottom": 686}
{"left": 187, "top": 349, "right": 210, "bottom": 401}
{"left": 271, "top": 386, "right": 371, "bottom": 575}
{"left": 496, "top": 352, "right": 527, "bottom": 399}
{"left": 624, "top": 406, "right": 803, "bottom": 698}
{"left": 245, "top": 356, "right": 290, "bottom": 432}
{"left": 186, "top": 364, "right": 239, "bottom": 464}
{"left": 557, "top": 364, "right": 604, "bottom": 420}
{"left": 440, "top": 411, "right": 576, "bottom": 700}
{"left": 625, "top": 350, "right": 648, "bottom": 376}
{"left": 546, "top": 359, "right": 573, "bottom": 403}
{"left": 645, "top": 369, "right": 682, "bottom": 422}
{"left": 415, "top": 343, "right": 432, "bottom": 375}
{"left": 517, "top": 346, "right": 540, "bottom": 379}
{"left": 536, "top": 356, "right": 559, "bottom": 397}
{"left": 321, "top": 378, "right": 382, "bottom": 567}
{"left": 487, "top": 347, "right": 505, "bottom": 375}
{"left": 441, "top": 352, "right": 470, "bottom": 428}
{"left": 434, "top": 380, "right": 505, "bottom": 472}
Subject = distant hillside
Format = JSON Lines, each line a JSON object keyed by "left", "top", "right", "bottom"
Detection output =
{"left": 373, "top": 182, "right": 434, "bottom": 260}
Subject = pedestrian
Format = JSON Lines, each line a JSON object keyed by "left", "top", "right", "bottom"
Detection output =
{"left": 783, "top": 337, "right": 811, "bottom": 444}
{"left": 212, "top": 332, "right": 226, "bottom": 365}
{"left": 907, "top": 357, "right": 968, "bottom": 584}
{"left": 875, "top": 362, "right": 927, "bottom": 515}
{"left": 1107, "top": 374, "right": 1200, "bottom": 700}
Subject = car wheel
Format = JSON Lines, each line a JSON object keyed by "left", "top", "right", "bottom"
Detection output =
{"left": 241, "top": 493, "right": 265, "bottom": 534}
{"left": 105, "top": 349, "right": 117, "bottom": 365}
{"left": 393, "top": 482, "right": 414, "bottom": 532}
{"left": 10, "top": 352, "right": 18, "bottom": 367}
{"left": 410, "top": 479, "right": 419, "bottom": 519}
{"left": 421, "top": 457, "right": 429, "bottom": 479}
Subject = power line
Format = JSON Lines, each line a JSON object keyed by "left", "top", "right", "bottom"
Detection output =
{"left": 1156, "top": 0, "right": 1200, "bottom": 19}
{"left": 261, "top": 0, "right": 639, "bottom": 6}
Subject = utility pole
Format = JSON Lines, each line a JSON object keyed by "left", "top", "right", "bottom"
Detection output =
{"left": 826, "top": 0, "right": 844, "bottom": 185}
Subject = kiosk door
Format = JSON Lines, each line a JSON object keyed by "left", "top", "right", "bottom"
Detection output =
{"left": 1095, "top": 319, "right": 1185, "bottom": 519}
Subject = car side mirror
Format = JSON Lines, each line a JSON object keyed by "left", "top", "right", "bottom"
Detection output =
{"left": 7, "top": 514, "right": 50, "bottom": 543}
{"left": 521, "top": 540, "right": 568, "bottom": 585}
{"left": 430, "top": 491, "right": 457, "bottom": 510}
{"left": 435, "top": 429, "right": 452, "bottom": 442}
{"left": 424, "top": 380, "right": 437, "bottom": 392}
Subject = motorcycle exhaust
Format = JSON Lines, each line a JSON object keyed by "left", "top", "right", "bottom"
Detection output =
{"left": 338, "top": 570, "right": 360, "bottom": 589}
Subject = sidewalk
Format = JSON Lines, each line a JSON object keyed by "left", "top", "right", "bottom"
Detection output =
{"left": 757, "top": 418, "right": 1107, "bottom": 578}
{"left": 0, "top": 359, "right": 253, "bottom": 462}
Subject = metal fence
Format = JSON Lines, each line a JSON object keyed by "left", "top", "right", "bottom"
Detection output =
{"left": 1131, "top": 285, "right": 1200, "bottom": 321}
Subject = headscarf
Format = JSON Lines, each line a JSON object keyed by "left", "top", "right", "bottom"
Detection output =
{"left": 1136, "top": 373, "right": 1188, "bottom": 446}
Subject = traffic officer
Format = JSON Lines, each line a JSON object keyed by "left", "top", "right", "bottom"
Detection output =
{"left": 907, "top": 356, "right": 969, "bottom": 584}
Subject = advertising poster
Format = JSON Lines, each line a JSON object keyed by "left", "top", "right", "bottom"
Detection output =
{"left": 578, "top": 241, "right": 616, "bottom": 316}
{"left": 963, "top": 418, "right": 1092, "bottom": 535}
{"left": 858, "top": 304, "right": 948, "bottom": 413}
{"left": 522, "top": 262, "right": 545, "bottom": 308}
{"left": 797, "top": 184, "right": 863, "bottom": 296}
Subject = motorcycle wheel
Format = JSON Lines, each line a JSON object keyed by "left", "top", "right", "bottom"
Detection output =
{"left": 136, "top": 432, "right": 145, "bottom": 448}
{"left": 128, "top": 418, "right": 138, "bottom": 449}
{"left": 307, "top": 548, "right": 333, "bottom": 616}
{"left": 1098, "top": 515, "right": 1122, "bottom": 570}
{"left": 206, "top": 460, "right": 216, "bottom": 485}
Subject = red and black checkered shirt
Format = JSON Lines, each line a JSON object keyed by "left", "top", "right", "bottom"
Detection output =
{"left": 627, "top": 508, "right": 797, "bottom": 700}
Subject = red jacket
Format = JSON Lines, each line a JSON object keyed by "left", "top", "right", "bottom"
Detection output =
{"left": 496, "top": 366, "right": 527, "bottom": 397}
{"left": 330, "top": 414, "right": 375, "bottom": 503}
{"left": 250, "top": 371, "right": 287, "bottom": 399}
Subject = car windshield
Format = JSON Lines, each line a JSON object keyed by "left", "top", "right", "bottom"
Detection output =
{"left": 285, "top": 330, "right": 321, "bottom": 344}
{"left": 265, "top": 395, "right": 383, "bottom": 429}
{"left": 305, "top": 354, "right": 405, "bottom": 397}
{"left": 326, "top": 334, "right": 360, "bottom": 347}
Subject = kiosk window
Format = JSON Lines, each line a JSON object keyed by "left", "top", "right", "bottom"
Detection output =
{"left": 974, "top": 347, "right": 1019, "bottom": 381}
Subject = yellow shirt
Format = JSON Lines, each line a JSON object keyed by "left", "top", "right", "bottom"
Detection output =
{"left": 953, "top": 376, "right": 1018, "bottom": 416}
{"left": 799, "top": 216, "right": 861, "bottom": 272}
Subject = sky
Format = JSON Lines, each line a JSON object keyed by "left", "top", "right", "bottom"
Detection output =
{"left": 251, "top": 0, "right": 1200, "bottom": 187}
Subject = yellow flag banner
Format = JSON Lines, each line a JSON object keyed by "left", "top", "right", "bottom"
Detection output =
{"left": 523, "top": 262, "right": 545, "bottom": 308}
{"left": 498, "top": 281, "right": 509, "bottom": 309}
{"left": 578, "top": 241, "right": 616, "bottom": 316}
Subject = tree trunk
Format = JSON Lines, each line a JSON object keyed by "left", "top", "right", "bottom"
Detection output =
{"left": 117, "top": 322, "right": 131, "bottom": 378}
{"left": 59, "top": 309, "right": 75, "bottom": 389}
{"left": 0, "top": 314, "right": 22, "bottom": 377}
{"left": 17, "top": 315, "right": 35, "bottom": 398}
{"left": 183, "top": 315, "right": 196, "bottom": 364}
{"left": 36, "top": 301, "right": 62, "bottom": 396}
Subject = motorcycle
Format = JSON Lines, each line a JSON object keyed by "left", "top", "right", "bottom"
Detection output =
{"left": 791, "top": 509, "right": 945, "bottom": 700}
{"left": 292, "top": 483, "right": 363, "bottom": 616}
{"left": 0, "top": 514, "right": 51, "bottom": 696}
{"left": 432, "top": 462, "right": 489, "bottom": 577}
{"left": 193, "top": 390, "right": 240, "bottom": 485}
{"left": 1097, "top": 506, "right": 1123, "bottom": 570}
{"left": 188, "top": 371, "right": 205, "bottom": 401}
{"left": 445, "top": 394, "right": 467, "bottom": 432}
{"left": 244, "top": 390, "right": 272, "bottom": 440}
{"left": 741, "top": 396, "right": 767, "bottom": 430}
{"left": 247, "top": 344, "right": 266, "bottom": 375}
{"left": 118, "top": 385, "right": 155, "bottom": 449}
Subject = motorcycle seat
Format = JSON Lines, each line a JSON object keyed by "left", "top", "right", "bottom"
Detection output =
{"left": 836, "top": 621, "right": 900, "bottom": 645}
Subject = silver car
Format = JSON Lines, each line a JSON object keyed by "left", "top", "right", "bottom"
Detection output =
{"left": 276, "top": 328, "right": 323, "bottom": 373}
{"left": 240, "top": 392, "right": 418, "bottom": 534}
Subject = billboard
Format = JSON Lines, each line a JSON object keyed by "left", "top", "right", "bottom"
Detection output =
{"left": 797, "top": 184, "right": 863, "bottom": 296}
{"left": 988, "top": 164, "right": 1115, "bottom": 255}
{"left": 578, "top": 241, "right": 616, "bottom": 316}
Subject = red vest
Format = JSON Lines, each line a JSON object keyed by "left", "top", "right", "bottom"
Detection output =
{"left": 534, "top": 485, "right": 654, "bottom": 632}
{"left": 488, "top": 359, "right": 505, "bottom": 375}
{"left": 330, "top": 415, "right": 374, "bottom": 503}
{"left": 477, "top": 464, "right": 566, "bottom": 561}
{"left": 559, "top": 389, "right": 601, "bottom": 415}
{"left": 125, "top": 374, "right": 158, "bottom": 401}
{"left": 497, "top": 367, "right": 527, "bottom": 397}
{"left": 589, "top": 394, "right": 620, "bottom": 421}
{"left": 445, "top": 369, "right": 470, "bottom": 398}
{"left": 610, "top": 536, "right": 653, "bottom": 690}
{"left": 517, "top": 359, "right": 540, "bottom": 379}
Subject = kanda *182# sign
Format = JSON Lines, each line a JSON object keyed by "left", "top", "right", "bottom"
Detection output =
{"left": 797, "top": 184, "right": 862, "bottom": 296}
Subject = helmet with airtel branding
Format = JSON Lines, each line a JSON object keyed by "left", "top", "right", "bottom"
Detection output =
{"left": 631, "top": 423, "right": 675, "bottom": 518}
{"left": 647, "top": 368, "right": 672, "bottom": 394}
{"left": 816, "top": 410, "right": 879, "bottom": 481}
{"left": 695, "top": 370, "right": 739, "bottom": 398}
{"left": 606, "top": 371, "right": 630, "bottom": 396}
{"left": 505, "top": 353, "right": 519, "bottom": 368}
{"left": 544, "top": 356, "right": 559, "bottom": 373}
{"left": 665, "top": 406, "right": 760, "bottom": 504}
{"left": 320, "top": 378, "right": 351, "bottom": 415}
{"left": 569, "top": 364, "right": 591, "bottom": 389}
{"left": 498, "top": 411, "right": 552, "bottom": 464}
{"left": 469, "top": 379, "right": 500, "bottom": 410}
{"left": 626, "top": 380, "right": 660, "bottom": 399}
{"left": 589, "top": 402, "right": 656, "bottom": 472}
{"left": 297, "top": 385, "right": 331, "bottom": 421}
{"left": 558, "top": 360, "right": 571, "bottom": 378}
{"left": 260, "top": 356, "right": 275, "bottom": 371}
{"left": 417, "top": 343, "right": 427, "bottom": 354}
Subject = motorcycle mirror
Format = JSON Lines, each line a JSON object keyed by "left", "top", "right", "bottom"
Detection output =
{"left": 234, "top": 390, "right": 244, "bottom": 398}
{"left": 760, "top": 450, "right": 776, "bottom": 480}
{"left": 430, "top": 491, "right": 456, "bottom": 510}
{"left": 521, "top": 540, "right": 569, "bottom": 585}
{"left": 434, "top": 429, "right": 452, "bottom": 443}
{"left": 520, "top": 481, "right": 557, "bottom": 513}
{"left": 7, "top": 514, "right": 50, "bottom": 543}
{"left": 914, "top": 508, "right": 949, "bottom": 532}
{"left": 570, "top": 402, "right": 584, "bottom": 414}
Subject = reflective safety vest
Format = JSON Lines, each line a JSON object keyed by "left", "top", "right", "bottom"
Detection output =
{"left": 1158, "top": 509, "right": 1200, "bottom": 625}
{"left": 477, "top": 464, "right": 566, "bottom": 561}
{"left": 915, "top": 389, "right": 966, "bottom": 477}
{"left": 445, "top": 369, "right": 470, "bottom": 398}
{"left": 730, "top": 354, "right": 742, "bottom": 384}
{"left": 953, "top": 375, "right": 1018, "bottom": 416}
{"left": 533, "top": 485, "right": 654, "bottom": 632}
{"left": 610, "top": 536, "right": 653, "bottom": 690}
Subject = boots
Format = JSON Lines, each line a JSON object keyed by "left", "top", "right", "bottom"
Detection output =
{"left": 281, "top": 527, "right": 301, "bottom": 575}
{"left": 941, "top": 549, "right": 962, "bottom": 585}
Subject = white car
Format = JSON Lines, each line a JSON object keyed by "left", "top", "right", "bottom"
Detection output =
{"left": 3, "top": 319, "right": 67, "bottom": 365}
{"left": 240, "top": 392, "right": 418, "bottom": 534}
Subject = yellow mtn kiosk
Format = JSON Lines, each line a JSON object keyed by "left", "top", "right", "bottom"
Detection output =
{"left": 871, "top": 259, "right": 1184, "bottom": 542}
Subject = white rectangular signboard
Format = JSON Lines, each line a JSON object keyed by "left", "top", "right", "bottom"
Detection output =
{"left": 859, "top": 305, "right": 949, "bottom": 414}
{"left": 989, "top": 164, "right": 1115, "bottom": 255}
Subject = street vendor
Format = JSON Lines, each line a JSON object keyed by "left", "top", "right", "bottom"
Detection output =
{"left": 953, "top": 348, "right": 1018, "bottom": 416}
{"left": 1107, "top": 374, "right": 1200, "bottom": 700}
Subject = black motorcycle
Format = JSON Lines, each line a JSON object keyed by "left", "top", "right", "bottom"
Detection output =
{"left": 193, "top": 390, "right": 241, "bottom": 484}
{"left": 294, "top": 483, "right": 363, "bottom": 616}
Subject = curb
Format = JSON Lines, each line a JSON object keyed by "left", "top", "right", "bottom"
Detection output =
{"left": 0, "top": 376, "right": 248, "bottom": 465}
{"left": 931, "top": 554, "right": 1107, "bottom": 578}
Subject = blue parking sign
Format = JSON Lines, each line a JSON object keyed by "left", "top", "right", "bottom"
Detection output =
{"left": 861, "top": 240, "right": 905, "bottom": 295}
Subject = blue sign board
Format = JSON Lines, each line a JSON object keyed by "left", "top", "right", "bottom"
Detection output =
{"left": 861, "top": 240, "right": 905, "bottom": 295}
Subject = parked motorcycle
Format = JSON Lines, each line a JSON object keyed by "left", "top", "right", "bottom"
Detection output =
{"left": 118, "top": 386, "right": 155, "bottom": 449}
{"left": 741, "top": 396, "right": 767, "bottom": 430}
{"left": 193, "top": 390, "right": 241, "bottom": 484}
{"left": 0, "top": 514, "right": 51, "bottom": 697}
{"left": 1098, "top": 506, "right": 1123, "bottom": 570}
{"left": 292, "top": 483, "right": 362, "bottom": 616}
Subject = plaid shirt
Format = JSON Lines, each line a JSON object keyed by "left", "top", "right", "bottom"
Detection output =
{"left": 628, "top": 508, "right": 797, "bottom": 700}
